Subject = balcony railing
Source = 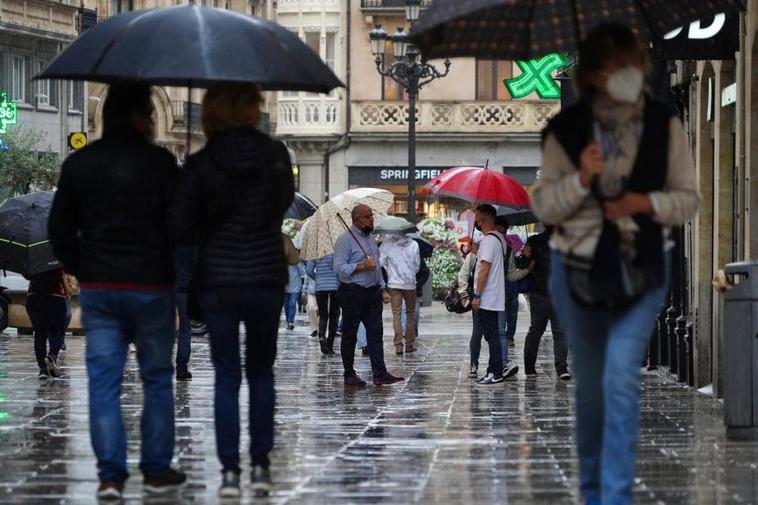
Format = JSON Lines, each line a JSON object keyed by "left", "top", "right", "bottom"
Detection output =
{"left": 360, "top": 0, "right": 432, "bottom": 8}
{"left": 276, "top": 96, "right": 341, "bottom": 135}
{"left": 351, "top": 100, "right": 559, "bottom": 134}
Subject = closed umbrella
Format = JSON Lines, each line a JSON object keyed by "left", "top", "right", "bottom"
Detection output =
{"left": 373, "top": 216, "right": 417, "bottom": 236}
{"left": 299, "top": 188, "right": 394, "bottom": 261}
{"left": 36, "top": 5, "right": 343, "bottom": 93}
{"left": 0, "top": 192, "right": 60, "bottom": 276}
{"left": 411, "top": 0, "right": 745, "bottom": 60}
{"left": 285, "top": 192, "right": 318, "bottom": 221}
{"left": 425, "top": 166, "right": 530, "bottom": 210}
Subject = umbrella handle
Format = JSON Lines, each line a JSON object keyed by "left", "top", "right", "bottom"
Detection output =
{"left": 336, "top": 213, "right": 369, "bottom": 259}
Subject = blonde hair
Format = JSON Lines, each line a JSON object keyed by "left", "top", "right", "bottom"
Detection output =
{"left": 202, "top": 82, "right": 263, "bottom": 139}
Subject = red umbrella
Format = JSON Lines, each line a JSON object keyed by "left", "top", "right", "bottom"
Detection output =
{"left": 424, "top": 166, "right": 530, "bottom": 209}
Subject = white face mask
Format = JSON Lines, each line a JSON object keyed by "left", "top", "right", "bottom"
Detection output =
{"left": 604, "top": 66, "right": 644, "bottom": 104}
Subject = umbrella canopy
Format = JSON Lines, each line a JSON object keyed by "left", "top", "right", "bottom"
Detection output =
{"left": 0, "top": 192, "right": 60, "bottom": 276}
{"left": 373, "top": 216, "right": 417, "bottom": 236}
{"left": 36, "top": 5, "right": 343, "bottom": 92}
{"left": 411, "top": 0, "right": 745, "bottom": 60}
{"left": 285, "top": 192, "right": 318, "bottom": 221}
{"left": 300, "top": 188, "right": 394, "bottom": 261}
{"left": 425, "top": 166, "right": 530, "bottom": 209}
{"left": 497, "top": 206, "right": 538, "bottom": 226}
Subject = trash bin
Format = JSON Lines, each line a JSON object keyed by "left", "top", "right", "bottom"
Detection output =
{"left": 723, "top": 261, "right": 758, "bottom": 440}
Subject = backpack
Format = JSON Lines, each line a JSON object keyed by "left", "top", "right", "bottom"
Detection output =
{"left": 444, "top": 256, "right": 475, "bottom": 314}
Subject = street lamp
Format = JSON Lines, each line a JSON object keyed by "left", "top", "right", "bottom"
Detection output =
{"left": 368, "top": 1, "right": 450, "bottom": 222}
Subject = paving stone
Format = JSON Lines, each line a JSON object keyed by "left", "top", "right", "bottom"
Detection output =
{"left": 0, "top": 305, "right": 757, "bottom": 504}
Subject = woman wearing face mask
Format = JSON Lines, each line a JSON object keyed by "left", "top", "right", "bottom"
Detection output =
{"left": 532, "top": 24, "right": 699, "bottom": 505}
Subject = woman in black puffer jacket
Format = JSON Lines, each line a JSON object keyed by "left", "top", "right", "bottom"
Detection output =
{"left": 169, "top": 83, "right": 294, "bottom": 498}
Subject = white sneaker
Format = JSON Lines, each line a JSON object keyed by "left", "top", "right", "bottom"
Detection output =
{"left": 476, "top": 372, "right": 504, "bottom": 385}
{"left": 502, "top": 364, "right": 519, "bottom": 379}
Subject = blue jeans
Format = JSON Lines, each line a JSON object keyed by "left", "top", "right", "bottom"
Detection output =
{"left": 200, "top": 286, "right": 282, "bottom": 472}
{"left": 549, "top": 253, "right": 668, "bottom": 505}
{"left": 357, "top": 323, "right": 367, "bottom": 348}
{"left": 175, "top": 292, "right": 191, "bottom": 368}
{"left": 284, "top": 292, "right": 298, "bottom": 324}
{"left": 400, "top": 296, "right": 421, "bottom": 336}
{"left": 79, "top": 288, "right": 176, "bottom": 482}
{"left": 478, "top": 309, "right": 502, "bottom": 378}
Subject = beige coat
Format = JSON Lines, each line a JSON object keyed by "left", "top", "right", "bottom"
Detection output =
{"left": 532, "top": 116, "right": 700, "bottom": 259}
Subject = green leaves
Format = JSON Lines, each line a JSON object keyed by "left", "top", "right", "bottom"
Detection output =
{"left": 0, "top": 128, "right": 59, "bottom": 198}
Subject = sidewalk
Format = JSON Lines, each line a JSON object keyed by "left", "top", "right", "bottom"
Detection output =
{"left": 0, "top": 303, "right": 756, "bottom": 504}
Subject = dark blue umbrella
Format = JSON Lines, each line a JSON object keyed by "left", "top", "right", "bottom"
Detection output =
{"left": 35, "top": 5, "right": 343, "bottom": 93}
{"left": 0, "top": 192, "right": 60, "bottom": 276}
{"left": 285, "top": 192, "right": 318, "bottom": 221}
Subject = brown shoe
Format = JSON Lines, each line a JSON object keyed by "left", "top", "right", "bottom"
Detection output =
{"left": 97, "top": 481, "right": 124, "bottom": 501}
{"left": 344, "top": 373, "right": 367, "bottom": 387}
{"left": 373, "top": 373, "right": 405, "bottom": 386}
{"left": 406, "top": 345, "right": 416, "bottom": 353}
{"left": 395, "top": 347, "right": 404, "bottom": 355}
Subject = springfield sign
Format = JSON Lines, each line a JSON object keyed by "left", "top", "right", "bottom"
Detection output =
{"left": 0, "top": 92, "right": 17, "bottom": 134}
{"left": 379, "top": 168, "right": 443, "bottom": 182}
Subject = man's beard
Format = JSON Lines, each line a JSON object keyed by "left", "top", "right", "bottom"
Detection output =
{"left": 360, "top": 224, "right": 374, "bottom": 233}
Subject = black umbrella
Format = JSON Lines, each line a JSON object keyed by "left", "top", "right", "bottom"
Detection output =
{"left": 496, "top": 206, "right": 538, "bottom": 227}
{"left": 0, "top": 192, "right": 60, "bottom": 276}
{"left": 35, "top": 5, "right": 343, "bottom": 93}
{"left": 406, "top": 233, "right": 434, "bottom": 259}
{"left": 285, "top": 192, "right": 318, "bottom": 221}
{"left": 411, "top": 0, "right": 745, "bottom": 60}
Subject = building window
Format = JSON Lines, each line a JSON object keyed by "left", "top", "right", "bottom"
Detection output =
{"left": 36, "top": 60, "right": 58, "bottom": 109}
{"left": 10, "top": 55, "right": 29, "bottom": 104}
{"left": 110, "top": 0, "right": 133, "bottom": 15}
{"left": 382, "top": 41, "right": 405, "bottom": 101}
{"left": 476, "top": 59, "right": 512, "bottom": 101}
{"left": 69, "top": 81, "right": 84, "bottom": 112}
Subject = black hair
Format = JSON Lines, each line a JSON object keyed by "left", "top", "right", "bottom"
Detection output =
{"left": 103, "top": 81, "right": 153, "bottom": 132}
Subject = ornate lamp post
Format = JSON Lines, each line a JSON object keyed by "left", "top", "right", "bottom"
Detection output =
{"left": 368, "top": 0, "right": 450, "bottom": 222}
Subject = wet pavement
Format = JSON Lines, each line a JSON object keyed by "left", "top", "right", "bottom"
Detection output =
{"left": 1, "top": 304, "right": 758, "bottom": 504}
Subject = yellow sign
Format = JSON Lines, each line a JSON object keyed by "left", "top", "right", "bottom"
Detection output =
{"left": 68, "top": 132, "right": 87, "bottom": 150}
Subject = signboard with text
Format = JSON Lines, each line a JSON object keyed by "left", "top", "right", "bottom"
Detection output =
{"left": 348, "top": 166, "right": 444, "bottom": 186}
{"left": 653, "top": 10, "right": 739, "bottom": 61}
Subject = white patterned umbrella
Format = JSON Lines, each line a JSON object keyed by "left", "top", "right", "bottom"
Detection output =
{"left": 299, "top": 188, "right": 394, "bottom": 260}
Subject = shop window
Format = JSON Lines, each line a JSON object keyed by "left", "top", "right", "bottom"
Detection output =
{"left": 476, "top": 59, "right": 512, "bottom": 101}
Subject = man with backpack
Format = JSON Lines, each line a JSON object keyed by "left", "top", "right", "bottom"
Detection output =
{"left": 494, "top": 215, "right": 532, "bottom": 378}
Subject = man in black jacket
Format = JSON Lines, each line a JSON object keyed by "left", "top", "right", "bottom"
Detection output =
{"left": 518, "top": 229, "right": 571, "bottom": 380}
{"left": 48, "top": 82, "right": 185, "bottom": 501}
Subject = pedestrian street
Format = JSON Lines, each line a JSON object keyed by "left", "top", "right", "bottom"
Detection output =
{"left": 0, "top": 305, "right": 757, "bottom": 504}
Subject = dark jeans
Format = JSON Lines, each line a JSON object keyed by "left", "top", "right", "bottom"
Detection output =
{"left": 478, "top": 308, "right": 503, "bottom": 378}
{"left": 79, "top": 288, "right": 176, "bottom": 483}
{"left": 315, "top": 290, "right": 340, "bottom": 347}
{"left": 200, "top": 286, "right": 282, "bottom": 472}
{"left": 524, "top": 291, "right": 568, "bottom": 373}
{"left": 469, "top": 309, "right": 483, "bottom": 367}
{"left": 175, "top": 291, "right": 191, "bottom": 368}
{"left": 26, "top": 295, "right": 67, "bottom": 369}
{"left": 337, "top": 283, "right": 387, "bottom": 378}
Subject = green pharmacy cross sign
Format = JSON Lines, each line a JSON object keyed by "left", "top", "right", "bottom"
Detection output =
{"left": 505, "top": 53, "right": 569, "bottom": 100}
{"left": 0, "top": 92, "right": 17, "bottom": 134}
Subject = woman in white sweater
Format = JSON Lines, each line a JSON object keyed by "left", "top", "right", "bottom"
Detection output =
{"left": 531, "top": 24, "right": 699, "bottom": 505}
